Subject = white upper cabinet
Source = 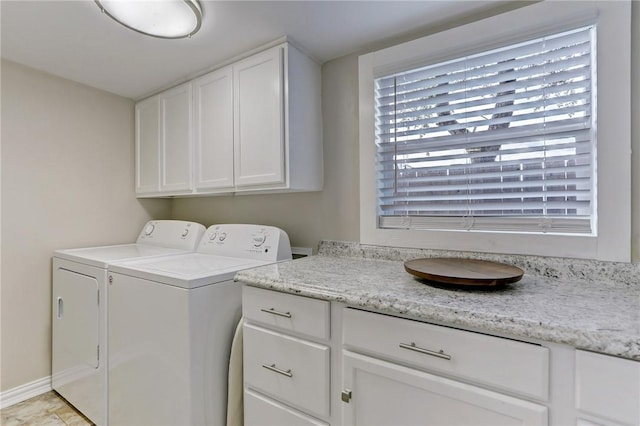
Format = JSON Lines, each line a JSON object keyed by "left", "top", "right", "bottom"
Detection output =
{"left": 193, "top": 66, "right": 234, "bottom": 192}
{"left": 233, "top": 43, "right": 323, "bottom": 193}
{"left": 135, "top": 97, "right": 160, "bottom": 195}
{"left": 160, "top": 83, "right": 192, "bottom": 193}
{"left": 135, "top": 41, "right": 323, "bottom": 198}
{"left": 233, "top": 46, "right": 286, "bottom": 189}
{"left": 135, "top": 83, "right": 192, "bottom": 196}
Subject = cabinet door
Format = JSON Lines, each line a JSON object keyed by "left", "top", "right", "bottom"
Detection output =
{"left": 193, "top": 67, "right": 234, "bottom": 192}
{"left": 160, "top": 83, "right": 192, "bottom": 193}
{"left": 233, "top": 46, "right": 286, "bottom": 188}
{"left": 135, "top": 96, "right": 160, "bottom": 194}
{"left": 575, "top": 350, "right": 640, "bottom": 426}
{"left": 342, "top": 351, "right": 548, "bottom": 426}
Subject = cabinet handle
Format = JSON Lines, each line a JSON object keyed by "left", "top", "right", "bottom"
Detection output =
{"left": 399, "top": 342, "right": 452, "bottom": 360}
{"left": 260, "top": 308, "right": 292, "bottom": 318}
{"left": 262, "top": 363, "right": 293, "bottom": 378}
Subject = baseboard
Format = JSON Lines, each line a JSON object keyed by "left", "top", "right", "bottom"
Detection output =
{"left": 0, "top": 376, "right": 52, "bottom": 410}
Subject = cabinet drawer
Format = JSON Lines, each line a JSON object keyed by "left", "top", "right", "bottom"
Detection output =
{"left": 343, "top": 308, "right": 549, "bottom": 401}
{"left": 243, "top": 286, "right": 330, "bottom": 340}
{"left": 243, "top": 324, "right": 330, "bottom": 418}
{"left": 576, "top": 350, "right": 640, "bottom": 425}
{"left": 244, "top": 389, "right": 328, "bottom": 426}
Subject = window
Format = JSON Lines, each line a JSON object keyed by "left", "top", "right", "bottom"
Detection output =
{"left": 359, "top": 1, "right": 631, "bottom": 261}
{"left": 376, "top": 26, "right": 595, "bottom": 234}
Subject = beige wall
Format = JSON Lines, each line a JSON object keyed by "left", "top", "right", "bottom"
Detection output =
{"left": 174, "top": 3, "right": 640, "bottom": 261}
{"left": 0, "top": 60, "right": 171, "bottom": 392}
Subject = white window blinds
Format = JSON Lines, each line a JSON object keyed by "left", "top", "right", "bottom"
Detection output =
{"left": 375, "top": 26, "right": 596, "bottom": 234}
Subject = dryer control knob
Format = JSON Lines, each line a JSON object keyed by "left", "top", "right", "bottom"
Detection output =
{"left": 181, "top": 229, "right": 189, "bottom": 237}
{"left": 144, "top": 223, "right": 155, "bottom": 236}
{"left": 209, "top": 232, "right": 217, "bottom": 241}
{"left": 219, "top": 233, "right": 227, "bottom": 242}
{"left": 253, "top": 234, "right": 267, "bottom": 246}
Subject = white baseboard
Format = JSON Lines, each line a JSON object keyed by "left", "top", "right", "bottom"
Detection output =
{"left": 0, "top": 376, "right": 52, "bottom": 410}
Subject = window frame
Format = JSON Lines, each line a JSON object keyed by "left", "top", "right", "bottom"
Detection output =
{"left": 359, "top": 1, "right": 631, "bottom": 262}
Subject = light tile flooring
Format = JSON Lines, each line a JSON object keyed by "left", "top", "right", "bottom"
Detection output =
{"left": 0, "top": 391, "right": 93, "bottom": 426}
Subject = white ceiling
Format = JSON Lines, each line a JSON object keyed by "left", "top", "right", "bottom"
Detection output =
{"left": 1, "top": 0, "right": 504, "bottom": 100}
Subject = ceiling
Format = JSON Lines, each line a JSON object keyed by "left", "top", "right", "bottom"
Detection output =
{"left": 1, "top": 0, "right": 505, "bottom": 100}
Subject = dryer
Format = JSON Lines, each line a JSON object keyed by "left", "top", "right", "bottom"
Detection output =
{"left": 52, "top": 220, "right": 206, "bottom": 426}
{"left": 107, "top": 224, "right": 292, "bottom": 426}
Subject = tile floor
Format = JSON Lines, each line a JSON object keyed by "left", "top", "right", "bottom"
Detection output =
{"left": 0, "top": 391, "right": 93, "bottom": 426}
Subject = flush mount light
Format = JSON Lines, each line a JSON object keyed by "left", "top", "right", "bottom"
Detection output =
{"left": 95, "top": 0, "right": 202, "bottom": 39}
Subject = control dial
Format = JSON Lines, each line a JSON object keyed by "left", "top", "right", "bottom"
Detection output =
{"left": 144, "top": 223, "right": 155, "bottom": 236}
{"left": 253, "top": 232, "right": 267, "bottom": 247}
{"left": 209, "top": 232, "right": 218, "bottom": 241}
{"left": 218, "top": 232, "right": 227, "bottom": 242}
{"left": 181, "top": 228, "right": 189, "bottom": 237}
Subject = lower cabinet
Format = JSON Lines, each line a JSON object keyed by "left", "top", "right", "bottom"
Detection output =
{"left": 242, "top": 286, "right": 331, "bottom": 425}
{"left": 241, "top": 286, "right": 639, "bottom": 426}
{"left": 342, "top": 351, "right": 547, "bottom": 426}
{"left": 575, "top": 350, "right": 640, "bottom": 426}
{"left": 341, "top": 307, "right": 548, "bottom": 426}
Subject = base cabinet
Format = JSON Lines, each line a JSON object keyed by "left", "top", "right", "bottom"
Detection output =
{"left": 242, "top": 286, "right": 331, "bottom": 426}
{"left": 241, "top": 286, "right": 639, "bottom": 426}
{"left": 575, "top": 350, "right": 640, "bottom": 426}
{"left": 342, "top": 351, "right": 547, "bottom": 426}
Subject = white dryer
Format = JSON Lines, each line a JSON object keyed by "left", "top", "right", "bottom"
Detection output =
{"left": 107, "top": 224, "right": 292, "bottom": 426}
{"left": 52, "top": 220, "right": 206, "bottom": 426}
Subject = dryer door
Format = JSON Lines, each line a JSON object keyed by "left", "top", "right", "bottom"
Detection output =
{"left": 52, "top": 268, "right": 99, "bottom": 383}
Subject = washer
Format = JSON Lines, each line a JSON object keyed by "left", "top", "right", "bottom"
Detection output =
{"left": 107, "top": 224, "right": 292, "bottom": 426}
{"left": 52, "top": 220, "right": 206, "bottom": 426}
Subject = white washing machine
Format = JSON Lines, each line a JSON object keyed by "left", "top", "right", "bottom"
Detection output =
{"left": 52, "top": 220, "right": 206, "bottom": 426}
{"left": 107, "top": 224, "right": 292, "bottom": 426}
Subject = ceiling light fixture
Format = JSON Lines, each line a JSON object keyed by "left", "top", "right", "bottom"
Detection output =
{"left": 95, "top": 0, "right": 202, "bottom": 39}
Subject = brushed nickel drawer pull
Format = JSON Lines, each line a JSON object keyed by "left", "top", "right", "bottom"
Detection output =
{"left": 260, "top": 308, "right": 292, "bottom": 318}
{"left": 399, "top": 342, "right": 452, "bottom": 360}
{"left": 262, "top": 363, "right": 293, "bottom": 378}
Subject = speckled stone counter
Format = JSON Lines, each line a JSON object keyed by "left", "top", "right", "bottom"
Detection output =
{"left": 236, "top": 241, "right": 640, "bottom": 361}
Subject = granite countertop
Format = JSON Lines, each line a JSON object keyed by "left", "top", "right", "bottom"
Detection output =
{"left": 235, "top": 241, "right": 640, "bottom": 361}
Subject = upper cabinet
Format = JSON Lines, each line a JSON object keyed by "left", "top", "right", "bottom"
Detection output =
{"left": 135, "top": 96, "right": 160, "bottom": 195}
{"left": 233, "top": 46, "right": 285, "bottom": 189}
{"left": 135, "top": 83, "right": 193, "bottom": 196}
{"left": 192, "top": 66, "right": 234, "bottom": 193}
{"left": 135, "top": 42, "right": 323, "bottom": 198}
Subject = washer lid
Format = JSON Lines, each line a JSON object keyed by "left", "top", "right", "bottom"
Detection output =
{"left": 108, "top": 253, "right": 272, "bottom": 289}
{"left": 54, "top": 244, "right": 189, "bottom": 269}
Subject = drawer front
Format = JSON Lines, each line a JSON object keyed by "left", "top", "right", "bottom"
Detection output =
{"left": 243, "top": 324, "right": 330, "bottom": 418}
{"left": 244, "top": 389, "right": 328, "bottom": 426}
{"left": 576, "top": 350, "right": 640, "bottom": 425}
{"left": 343, "top": 308, "right": 549, "bottom": 401}
{"left": 243, "top": 286, "right": 330, "bottom": 340}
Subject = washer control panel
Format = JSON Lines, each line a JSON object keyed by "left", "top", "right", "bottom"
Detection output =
{"left": 198, "top": 224, "right": 291, "bottom": 261}
{"left": 136, "top": 220, "right": 206, "bottom": 251}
